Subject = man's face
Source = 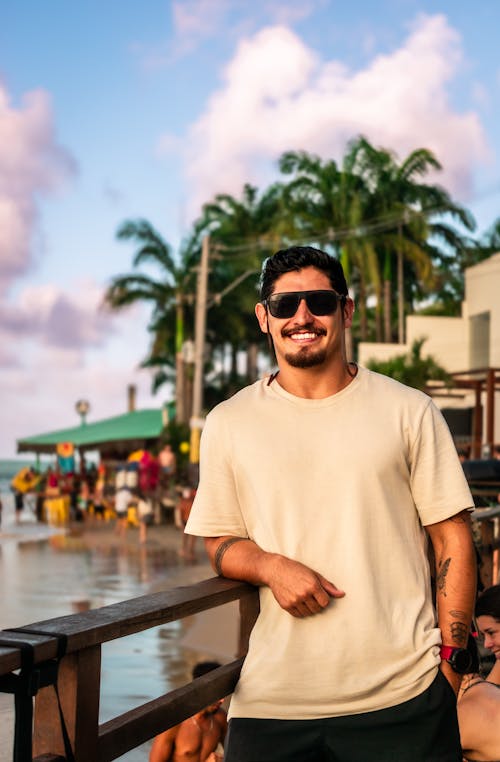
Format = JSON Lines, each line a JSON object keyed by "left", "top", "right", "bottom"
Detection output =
{"left": 255, "top": 266, "right": 353, "bottom": 370}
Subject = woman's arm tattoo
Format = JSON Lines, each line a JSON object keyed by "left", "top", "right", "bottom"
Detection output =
{"left": 214, "top": 537, "right": 248, "bottom": 576}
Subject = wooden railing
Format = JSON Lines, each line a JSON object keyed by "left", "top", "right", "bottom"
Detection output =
{"left": 0, "top": 577, "right": 260, "bottom": 761}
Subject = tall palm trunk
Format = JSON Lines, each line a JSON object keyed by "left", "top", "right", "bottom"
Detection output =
{"left": 384, "top": 280, "right": 392, "bottom": 342}
{"left": 374, "top": 283, "right": 383, "bottom": 343}
{"left": 397, "top": 227, "right": 405, "bottom": 344}
{"left": 246, "top": 343, "right": 258, "bottom": 383}
{"left": 383, "top": 251, "right": 392, "bottom": 343}
{"left": 175, "top": 298, "right": 185, "bottom": 423}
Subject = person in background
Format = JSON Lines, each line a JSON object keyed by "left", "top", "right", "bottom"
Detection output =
{"left": 137, "top": 493, "right": 154, "bottom": 544}
{"left": 114, "top": 464, "right": 132, "bottom": 538}
{"left": 475, "top": 584, "right": 500, "bottom": 685}
{"left": 186, "top": 246, "right": 476, "bottom": 762}
{"left": 149, "top": 661, "right": 226, "bottom": 762}
{"left": 457, "top": 633, "right": 500, "bottom": 762}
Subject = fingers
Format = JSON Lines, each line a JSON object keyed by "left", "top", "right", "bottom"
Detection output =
{"left": 284, "top": 576, "right": 345, "bottom": 618}
{"left": 317, "top": 574, "right": 345, "bottom": 599}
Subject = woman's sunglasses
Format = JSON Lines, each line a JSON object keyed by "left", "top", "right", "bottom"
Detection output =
{"left": 264, "top": 289, "right": 346, "bottom": 319}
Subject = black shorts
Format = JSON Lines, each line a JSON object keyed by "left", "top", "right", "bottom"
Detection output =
{"left": 224, "top": 671, "right": 461, "bottom": 762}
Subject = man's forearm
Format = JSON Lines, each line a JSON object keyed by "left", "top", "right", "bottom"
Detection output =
{"left": 432, "top": 512, "right": 476, "bottom": 648}
{"left": 427, "top": 510, "right": 476, "bottom": 693}
{"left": 204, "top": 535, "right": 345, "bottom": 618}
{"left": 205, "top": 535, "right": 277, "bottom": 585}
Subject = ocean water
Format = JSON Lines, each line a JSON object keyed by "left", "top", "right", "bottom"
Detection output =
{"left": 0, "top": 470, "right": 238, "bottom": 760}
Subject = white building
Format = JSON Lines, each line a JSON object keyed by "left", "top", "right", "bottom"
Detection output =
{"left": 358, "top": 252, "right": 500, "bottom": 454}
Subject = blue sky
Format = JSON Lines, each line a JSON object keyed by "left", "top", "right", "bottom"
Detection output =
{"left": 1, "top": 0, "right": 499, "bottom": 457}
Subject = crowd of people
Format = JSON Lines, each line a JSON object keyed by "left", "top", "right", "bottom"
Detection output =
{"left": 8, "top": 443, "right": 198, "bottom": 553}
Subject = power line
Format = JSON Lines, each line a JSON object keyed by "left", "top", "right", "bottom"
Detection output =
{"left": 209, "top": 203, "right": 466, "bottom": 259}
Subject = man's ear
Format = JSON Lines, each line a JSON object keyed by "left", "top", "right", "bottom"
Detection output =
{"left": 343, "top": 297, "right": 355, "bottom": 329}
{"left": 255, "top": 302, "right": 269, "bottom": 333}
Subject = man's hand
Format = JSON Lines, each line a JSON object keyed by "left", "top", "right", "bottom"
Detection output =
{"left": 265, "top": 554, "right": 345, "bottom": 617}
{"left": 205, "top": 535, "right": 344, "bottom": 618}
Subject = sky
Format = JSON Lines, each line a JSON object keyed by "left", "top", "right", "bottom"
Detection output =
{"left": 1, "top": 0, "right": 499, "bottom": 457}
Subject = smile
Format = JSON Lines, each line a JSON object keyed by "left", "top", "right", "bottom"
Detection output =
{"left": 289, "top": 332, "right": 319, "bottom": 342}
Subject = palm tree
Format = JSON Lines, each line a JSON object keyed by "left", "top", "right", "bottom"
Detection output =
{"left": 278, "top": 148, "right": 382, "bottom": 343}
{"left": 349, "top": 137, "right": 475, "bottom": 343}
{"left": 103, "top": 219, "right": 199, "bottom": 423}
{"left": 197, "top": 183, "right": 285, "bottom": 388}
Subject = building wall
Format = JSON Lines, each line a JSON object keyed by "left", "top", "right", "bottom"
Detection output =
{"left": 357, "top": 251, "right": 500, "bottom": 448}
{"left": 464, "top": 252, "right": 500, "bottom": 367}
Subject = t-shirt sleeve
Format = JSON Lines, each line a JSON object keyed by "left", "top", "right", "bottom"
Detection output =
{"left": 185, "top": 407, "right": 248, "bottom": 538}
{"left": 410, "top": 399, "right": 474, "bottom": 526}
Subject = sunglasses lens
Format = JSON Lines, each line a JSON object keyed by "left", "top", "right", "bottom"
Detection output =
{"left": 268, "top": 293, "right": 299, "bottom": 318}
{"left": 267, "top": 290, "right": 340, "bottom": 318}
{"left": 306, "top": 291, "right": 338, "bottom": 315}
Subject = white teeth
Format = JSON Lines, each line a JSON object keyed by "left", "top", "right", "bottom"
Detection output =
{"left": 290, "top": 332, "right": 316, "bottom": 341}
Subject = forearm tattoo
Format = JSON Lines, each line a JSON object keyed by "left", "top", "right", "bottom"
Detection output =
{"left": 214, "top": 537, "right": 247, "bottom": 576}
{"left": 436, "top": 557, "right": 451, "bottom": 597}
{"left": 450, "top": 618, "right": 469, "bottom": 646}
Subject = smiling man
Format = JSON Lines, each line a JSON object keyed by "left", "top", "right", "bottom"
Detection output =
{"left": 185, "top": 246, "right": 477, "bottom": 762}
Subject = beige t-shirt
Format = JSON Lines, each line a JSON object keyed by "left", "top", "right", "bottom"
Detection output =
{"left": 186, "top": 366, "right": 473, "bottom": 719}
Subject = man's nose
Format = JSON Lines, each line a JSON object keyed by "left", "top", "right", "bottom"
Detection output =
{"left": 294, "top": 297, "right": 314, "bottom": 321}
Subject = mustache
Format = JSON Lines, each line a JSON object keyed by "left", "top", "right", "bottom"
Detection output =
{"left": 281, "top": 321, "right": 327, "bottom": 338}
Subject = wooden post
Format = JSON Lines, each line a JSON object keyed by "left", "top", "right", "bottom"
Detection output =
{"left": 486, "top": 368, "right": 495, "bottom": 455}
{"left": 33, "top": 645, "right": 101, "bottom": 761}
{"left": 473, "top": 382, "right": 483, "bottom": 459}
{"left": 237, "top": 591, "right": 260, "bottom": 658}
{"left": 480, "top": 520, "right": 494, "bottom": 589}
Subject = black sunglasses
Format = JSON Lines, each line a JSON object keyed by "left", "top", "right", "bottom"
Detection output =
{"left": 264, "top": 289, "right": 346, "bottom": 319}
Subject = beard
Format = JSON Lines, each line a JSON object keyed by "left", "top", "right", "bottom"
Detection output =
{"left": 284, "top": 346, "right": 328, "bottom": 368}
{"left": 282, "top": 321, "right": 328, "bottom": 368}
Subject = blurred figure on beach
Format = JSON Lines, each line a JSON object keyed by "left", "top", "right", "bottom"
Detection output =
{"left": 177, "top": 486, "right": 197, "bottom": 560}
{"left": 149, "top": 661, "right": 226, "bottom": 762}
{"left": 137, "top": 494, "right": 154, "bottom": 544}
{"left": 159, "top": 443, "right": 177, "bottom": 480}
{"left": 10, "top": 465, "right": 39, "bottom": 523}
{"left": 114, "top": 464, "right": 132, "bottom": 538}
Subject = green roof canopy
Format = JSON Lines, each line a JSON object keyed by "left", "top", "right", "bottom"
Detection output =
{"left": 17, "top": 409, "right": 164, "bottom": 455}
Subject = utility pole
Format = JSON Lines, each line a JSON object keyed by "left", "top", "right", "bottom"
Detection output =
{"left": 189, "top": 235, "right": 210, "bottom": 471}
{"left": 397, "top": 225, "right": 405, "bottom": 345}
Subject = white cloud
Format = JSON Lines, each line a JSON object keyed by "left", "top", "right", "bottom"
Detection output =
{"left": 0, "top": 283, "right": 163, "bottom": 457}
{"left": 0, "top": 83, "right": 76, "bottom": 293}
{"left": 174, "top": 14, "right": 489, "bottom": 215}
{"left": 2, "top": 362, "right": 162, "bottom": 457}
{"left": 0, "top": 280, "right": 119, "bottom": 357}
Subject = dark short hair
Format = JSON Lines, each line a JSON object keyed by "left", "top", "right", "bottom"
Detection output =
{"left": 475, "top": 584, "right": 500, "bottom": 621}
{"left": 259, "top": 246, "right": 348, "bottom": 302}
{"left": 192, "top": 661, "right": 221, "bottom": 679}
